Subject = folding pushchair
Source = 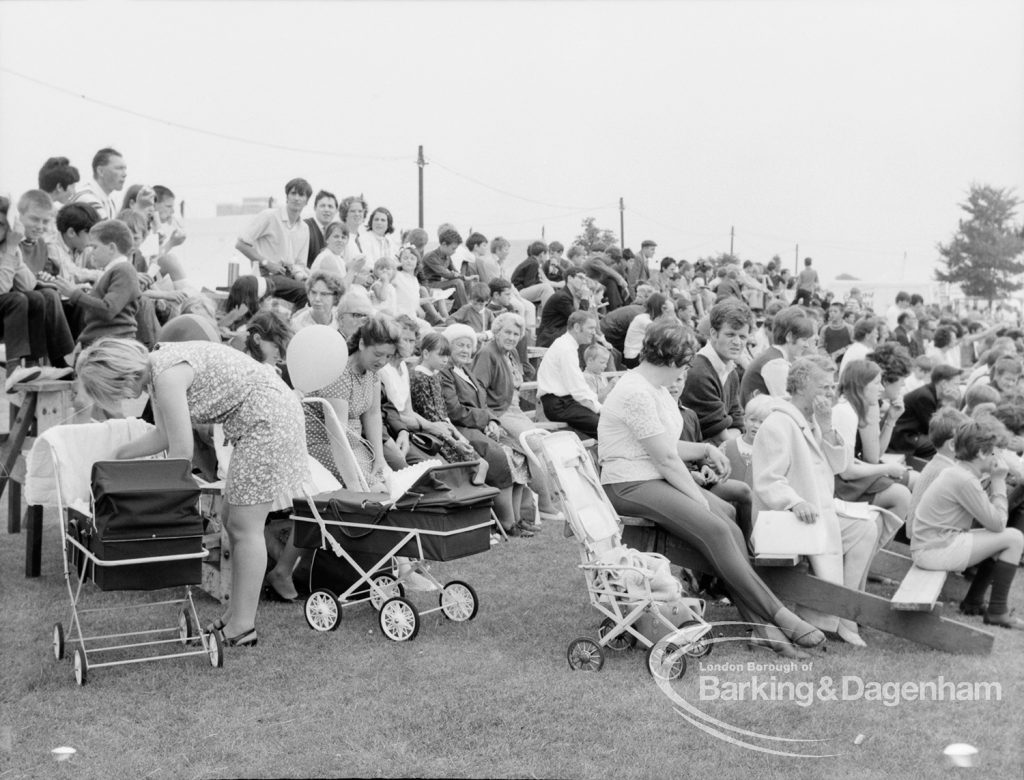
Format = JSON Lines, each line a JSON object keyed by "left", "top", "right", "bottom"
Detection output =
{"left": 520, "top": 429, "right": 713, "bottom": 679}
{"left": 26, "top": 421, "right": 224, "bottom": 685}
{"left": 295, "top": 398, "right": 496, "bottom": 641}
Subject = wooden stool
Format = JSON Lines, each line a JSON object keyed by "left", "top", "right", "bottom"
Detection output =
{"left": 1, "top": 379, "right": 87, "bottom": 576}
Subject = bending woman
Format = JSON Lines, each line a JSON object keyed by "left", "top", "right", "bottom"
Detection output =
{"left": 600, "top": 320, "right": 826, "bottom": 659}
{"left": 76, "top": 338, "right": 309, "bottom": 648}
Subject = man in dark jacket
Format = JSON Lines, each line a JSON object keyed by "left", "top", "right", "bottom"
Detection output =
{"left": 889, "top": 364, "right": 962, "bottom": 459}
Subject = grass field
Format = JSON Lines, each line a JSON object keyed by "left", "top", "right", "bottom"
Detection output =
{"left": 2, "top": 510, "right": 1022, "bottom": 779}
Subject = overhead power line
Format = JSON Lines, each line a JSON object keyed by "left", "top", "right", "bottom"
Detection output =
{"left": 0, "top": 66, "right": 408, "bottom": 162}
{"left": 427, "top": 154, "right": 614, "bottom": 212}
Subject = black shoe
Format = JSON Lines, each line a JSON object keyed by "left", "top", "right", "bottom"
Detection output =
{"left": 507, "top": 524, "right": 534, "bottom": 538}
{"left": 959, "top": 600, "right": 987, "bottom": 616}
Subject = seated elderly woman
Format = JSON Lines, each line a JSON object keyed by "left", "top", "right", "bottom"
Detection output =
{"left": 911, "top": 420, "right": 1024, "bottom": 629}
{"left": 291, "top": 270, "right": 345, "bottom": 331}
{"left": 752, "top": 355, "right": 881, "bottom": 647}
{"left": 439, "top": 323, "right": 538, "bottom": 535}
{"left": 600, "top": 320, "right": 826, "bottom": 659}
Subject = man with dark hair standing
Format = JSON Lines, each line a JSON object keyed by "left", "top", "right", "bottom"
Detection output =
{"left": 420, "top": 227, "right": 467, "bottom": 308}
{"left": 305, "top": 190, "right": 338, "bottom": 267}
{"left": 235, "top": 178, "right": 312, "bottom": 307}
{"left": 70, "top": 147, "right": 126, "bottom": 220}
{"left": 792, "top": 256, "right": 818, "bottom": 307}
{"left": 626, "top": 239, "right": 655, "bottom": 292}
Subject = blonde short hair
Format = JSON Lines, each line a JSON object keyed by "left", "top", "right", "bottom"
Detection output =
{"left": 76, "top": 338, "right": 149, "bottom": 412}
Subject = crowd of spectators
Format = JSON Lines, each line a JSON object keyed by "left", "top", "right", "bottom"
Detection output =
{"left": 5, "top": 151, "right": 1023, "bottom": 648}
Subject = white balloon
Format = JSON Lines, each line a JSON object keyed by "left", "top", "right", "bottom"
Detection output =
{"left": 287, "top": 325, "right": 349, "bottom": 393}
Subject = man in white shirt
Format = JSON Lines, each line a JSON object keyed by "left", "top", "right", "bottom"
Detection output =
{"left": 838, "top": 316, "right": 880, "bottom": 380}
{"left": 235, "top": 177, "right": 312, "bottom": 307}
{"left": 885, "top": 291, "right": 911, "bottom": 332}
{"left": 538, "top": 310, "right": 601, "bottom": 439}
{"left": 70, "top": 148, "right": 126, "bottom": 220}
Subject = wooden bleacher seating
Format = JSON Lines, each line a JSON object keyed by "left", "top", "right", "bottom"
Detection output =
{"left": 890, "top": 565, "right": 949, "bottom": 612}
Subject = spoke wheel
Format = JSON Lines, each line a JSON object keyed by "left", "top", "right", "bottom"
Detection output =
{"left": 208, "top": 630, "right": 224, "bottom": 668}
{"left": 304, "top": 589, "right": 342, "bottom": 632}
{"left": 598, "top": 617, "right": 636, "bottom": 651}
{"left": 178, "top": 608, "right": 196, "bottom": 647}
{"left": 646, "top": 642, "right": 686, "bottom": 681}
{"left": 680, "top": 620, "right": 714, "bottom": 658}
{"left": 53, "top": 623, "right": 65, "bottom": 661}
{"left": 378, "top": 597, "right": 420, "bottom": 642}
{"left": 369, "top": 574, "right": 405, "bottom": 611}
{"left": 439, "top": 580, "right": 479, "bottom": 622}
{"left": 567, "top": 637, "right": 605, "bottom": 671}
{"left": 73, "top": 646, "right": 88, "bottom": 686}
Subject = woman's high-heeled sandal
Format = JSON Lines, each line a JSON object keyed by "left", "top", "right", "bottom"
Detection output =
{"left": 222, "top": 627, "right": 258, "bottom": 648}
{"left": 206, "top": 618, "right": 226, "bottom": 638}
{"left": 773, "top": 611, "right": 827, "bottom": 648}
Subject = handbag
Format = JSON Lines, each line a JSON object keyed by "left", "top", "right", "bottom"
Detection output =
{"left": 409, "top": 431, "right": 445, "bottom": 457}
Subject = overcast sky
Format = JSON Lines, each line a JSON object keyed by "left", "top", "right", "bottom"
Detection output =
{"left": 1, "top": 0, "right": 1022, "bottom": 281}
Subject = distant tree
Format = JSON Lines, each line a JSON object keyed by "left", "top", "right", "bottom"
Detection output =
{"left": 935, "top": 184, "right": 1024, "bottom": 304}
{"left": 574, "top": 217, "right": 618, "bottom": 252}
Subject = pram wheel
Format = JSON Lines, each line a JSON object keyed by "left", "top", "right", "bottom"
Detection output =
{"left": 646, "top": 642, "right": 686, "bottom": 681}
{"left": 566, "top": 637, "right": 605, "bottom": 671}
{"left": 598, "top": 618, "right": 636, "bottom": 651}
{"left": 305, "top": 589, "right": 342, "bottom": 632}
{"left": 53, "top": 623, "right": 65, "bottom": 661}
{"left": 73, "top": 646, "right": 88, "bottom": 686}
{"left": 207, "top": 631, "right": 224, "bottom": 668}
{"left": 369, "top": 574, "right": 405, "bottom": 611}
{"left": 178, "top": 609, "right": 196, "bottom": 646}
{"left": 439, "top": 581, "right": 478, "bottom": 622}
{"left": 679, "top": 621, "right": 713, "bottom": 658}
{"left": 378, "top": 597, "right": 420, "bottom": 642}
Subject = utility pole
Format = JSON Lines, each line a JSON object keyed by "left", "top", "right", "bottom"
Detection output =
{"left": 729, "top": 226, "right": 734, "bottom": 257}
{"left": 619, "top": 197, "right": 625, "bottom": 250}
{"left": 794, "top": 244, "right": 799, "bottom": 274}
{"left": 417, "top": 145, "right": 426, "bottom": 229}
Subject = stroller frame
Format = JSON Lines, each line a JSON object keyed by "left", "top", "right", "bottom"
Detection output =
{"left": 52, "top": 452, "right": 223, "bottom": 685}
{"left": 294, "top": 461, "right": 490, "bottom": 642}
{"left": 520, "top": 429, "right": 713, "bottom": 678}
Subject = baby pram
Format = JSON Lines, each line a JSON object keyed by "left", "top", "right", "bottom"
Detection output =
{"left": 292, "top": 441, "right": 497, "bottom": 641}
{"left": 520, "top": 430, "right": 713, "bottom": 679}
{"left": 35, "top": 430, "right": 223, "bottom": 685}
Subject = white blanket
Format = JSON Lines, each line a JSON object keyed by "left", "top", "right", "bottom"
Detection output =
{"left": 25, "top": 419, "right": 155, "bottom": 513}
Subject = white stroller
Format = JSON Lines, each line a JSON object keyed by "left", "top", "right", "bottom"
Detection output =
{"left": 520, "top": 430, "right": 713, "bottom": 679}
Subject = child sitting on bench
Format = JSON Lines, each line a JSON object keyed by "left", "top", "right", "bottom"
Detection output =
{"left": 911, "top": 419, "right": 1024, "bottom": 630}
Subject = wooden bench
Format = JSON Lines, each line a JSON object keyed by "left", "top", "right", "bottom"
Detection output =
{"left": 891, "top": 565, "right": 948, "bottom": 612}
{"left": 619, "top": 515, "right": 993, "bottom": 654}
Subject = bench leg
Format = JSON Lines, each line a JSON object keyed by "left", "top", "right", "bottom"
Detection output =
{"left": 24, "top": 504, "right": 42, "bottom": 577}
{"left": 7, "top": 479, "right": 20, "bottom": 533}
{"left": 1, "top": 393, "right": 37, "bottom": 521}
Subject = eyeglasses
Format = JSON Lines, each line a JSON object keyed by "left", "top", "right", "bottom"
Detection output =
{"left": 341, "top": 311, "right": 369, "bottom": 319}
